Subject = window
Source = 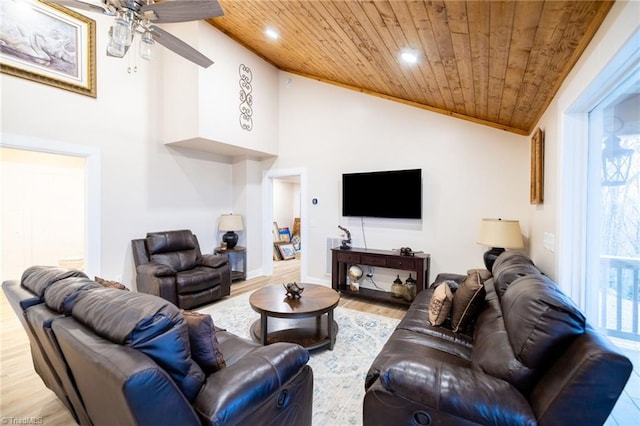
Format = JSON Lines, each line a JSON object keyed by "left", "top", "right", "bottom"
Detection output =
{"left": 586, "top": 71, "right": 640, "bottom": 341}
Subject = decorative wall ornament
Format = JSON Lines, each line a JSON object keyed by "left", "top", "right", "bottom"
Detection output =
{"left": 239, "top": 64, "right": 253, "bottom": 131}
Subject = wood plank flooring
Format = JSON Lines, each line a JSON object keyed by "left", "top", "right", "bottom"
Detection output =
{"left": 1, "top": 259, "right": 638, "bottom": 425}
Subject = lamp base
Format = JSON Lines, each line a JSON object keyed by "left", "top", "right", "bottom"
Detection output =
{"left": 222, "top": 231, "right": 238, "bottom": 249}
{"left": 483, "top": 247, "right": 505, "bottom": 272}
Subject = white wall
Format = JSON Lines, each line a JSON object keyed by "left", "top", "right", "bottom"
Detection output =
{"left": 0, "top": 14, "right": 235, "bottom": 286}
{"left": 272, "top": 74, "right": 530, "bottom": 283}
{"left": 161, "top": 21, "right": 280, "bottom": 155}
{"left": 530, "top": 0, "right": 640, "bottom": 283}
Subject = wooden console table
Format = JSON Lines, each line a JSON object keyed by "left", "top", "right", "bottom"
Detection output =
{"left": 331, "top": 247, "right": 430, "bottom": 306}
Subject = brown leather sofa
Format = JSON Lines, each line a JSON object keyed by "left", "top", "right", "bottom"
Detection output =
{"left": 364, "top": 251, "right": 633, "bottom": 426}
{"left": 132, "top": 230, "right": 231, "bottom": 309}
{"left": 3, "top": 266, "right": 313, "bottom": 426}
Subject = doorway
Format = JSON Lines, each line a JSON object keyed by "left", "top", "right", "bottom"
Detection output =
{"left": 264, "top": 169, "right": 306, "bottom": 281}
{"left": 1, "top": 148, "right": 85, "bottom": 279}
{"left": 0, "top": 135, "right": 101, "bottom": 280}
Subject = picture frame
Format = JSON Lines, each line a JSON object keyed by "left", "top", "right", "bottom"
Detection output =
{"left": 279, "top": 227, "right": 291, "bottom": 242}
{"left": 0, "top": 0, "right": 97, "bottom": 98}
{"left": 530, "top": 127, "right": 544, "bottom": 205}
{"left": 272, "top": 243, "right": 283, "bottom": 261}
{"left": 277, "top": 242, "right": 296, "bottom": 260}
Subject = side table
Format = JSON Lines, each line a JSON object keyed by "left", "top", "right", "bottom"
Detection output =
{"left": 214, "top": 246, "right": 246, "bottom": 282}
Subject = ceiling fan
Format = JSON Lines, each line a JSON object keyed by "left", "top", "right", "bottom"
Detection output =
{"left": 48, "top": 0, "right": 225, "bottom": 68}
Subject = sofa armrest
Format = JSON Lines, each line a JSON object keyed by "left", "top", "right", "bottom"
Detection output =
{"left": 197, "top": 254, "right": 229, "bottom": 269}
{"left": 137, "top": 262, "right": 175, "bottom": 277}
{"left": 135, "top": 263, "right": 178, "bottom": 305}
{"left": 430, "top": 273, "right": 466, "bottom": 287}
{"left": 194, "top": 343, "right": 310, "bottom": 425}
{"left": 379, "top": 359, "right": 535, "bottom": 425}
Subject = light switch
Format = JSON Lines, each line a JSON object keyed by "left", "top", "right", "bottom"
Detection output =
{"left": 543, "top": 232, "right": 555, "bottom": 253}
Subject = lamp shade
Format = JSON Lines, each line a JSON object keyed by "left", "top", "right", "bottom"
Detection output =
{"left": 477, "top": 218, "right": 524, "bottom": 249}
{"left": 218, "top": 214, "right": 243, "bottom": 231}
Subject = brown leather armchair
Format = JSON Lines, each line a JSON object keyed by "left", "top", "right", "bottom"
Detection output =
{"left": 132, "top": 230, "right": 231, "bottom": 309}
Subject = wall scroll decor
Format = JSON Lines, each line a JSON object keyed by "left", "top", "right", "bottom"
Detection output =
{"left": 530, "top": 127, "right": 544, "bottom": 204}
{"left": 239, "top": 64, "right": 253, "bottom": 131}
{"left": 0, "top": 0, "right": 96, "bottom": 97}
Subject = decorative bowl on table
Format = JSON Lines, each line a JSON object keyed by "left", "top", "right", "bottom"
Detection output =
{"left": 283, "top": 282, "right": 304, "bottom": 298}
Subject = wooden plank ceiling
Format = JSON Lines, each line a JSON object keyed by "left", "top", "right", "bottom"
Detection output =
{"left": 208, "top": 0, "right": 614, "bottom": 135}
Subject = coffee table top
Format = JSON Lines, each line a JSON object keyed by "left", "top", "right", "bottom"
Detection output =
{"left": 249, "top": 283, "right": 340, "bottom": 319}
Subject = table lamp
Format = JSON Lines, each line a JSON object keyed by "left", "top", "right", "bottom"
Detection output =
{"left": 477, "top": 218, "right": 524, "bottom": 272}
{"left": 219, "top": 214, "right": 243, "bottom": 249}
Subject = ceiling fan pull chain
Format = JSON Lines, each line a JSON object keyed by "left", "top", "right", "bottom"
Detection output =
{"left": 127, "top": 45, "right": 138, "bottom": 74}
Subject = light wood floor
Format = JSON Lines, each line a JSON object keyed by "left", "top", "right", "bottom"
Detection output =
{"left": 0, "top": 259, "right": 404, "bottom": 425}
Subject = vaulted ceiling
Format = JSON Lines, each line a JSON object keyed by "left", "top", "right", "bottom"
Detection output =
{"left": 208, "top": 0, "right": 614, "bottom": 135}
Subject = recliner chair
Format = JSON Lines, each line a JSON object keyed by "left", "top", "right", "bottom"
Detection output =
{"left": 132, "top": 229, "right": 231, "bottom": 309}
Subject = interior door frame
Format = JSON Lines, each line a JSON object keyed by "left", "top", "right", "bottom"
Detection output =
{"left": 1, "top": 133, "right": 101, "bottom": 276}
{"left": 262, "top": 167, "right": 307, "bottom": 281}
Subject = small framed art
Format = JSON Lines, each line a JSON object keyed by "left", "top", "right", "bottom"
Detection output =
{"left": 277, "top": 243, "right": 296, "bottom": 260}
{"left": 530, "top": 128, "right": 544, "bottom": 205}
{"left": 0, "top": 0, "right": 97, "bottom": 97}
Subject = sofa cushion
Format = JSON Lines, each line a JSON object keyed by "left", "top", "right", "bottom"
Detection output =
{"left": 492, "top": 251, "right": 539, "bottom": 298}
{"left": 175, "top": 267, "right": 221, "bottom": 294}
{"left": 428, "top": 281, "right": 453, "bottom": 326}
{"left": 21, "top": 266, "right": 88, "bottom": 298}
{"left": 146, "top": 230, "right": 198, "bottom": 271}
{"left": 94, "top": 276, "right": 128, "bottom": 291}
{"left": 472, "top": 292, "right": 538, "bottom": 394}
{"left": 502, "top": 275, "right": 586, "bottom": 369}
{"left": 182, "top": 310, "right": 226, "bottom": 374}
{"left": 71, "top": 288, "right": 205, "bottom": 402}
{"left": 43, "top": 277, "right": 101, "bottom": 314}
{"left": 450, "top": 270, "right": 486, "bottom": 333}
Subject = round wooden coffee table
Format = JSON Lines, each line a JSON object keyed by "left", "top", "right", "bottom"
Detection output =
{"left": 249, "top": 283, "right": 340, "bottom": 351}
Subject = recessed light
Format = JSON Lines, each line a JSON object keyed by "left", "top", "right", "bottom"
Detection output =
{"left": 400, "top": 50, "right": 418, "bottom": 64}
{"left": 265, "top": 28, "right": 279, "bottom": 40}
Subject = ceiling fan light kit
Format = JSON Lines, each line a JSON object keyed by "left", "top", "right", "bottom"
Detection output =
{"left": 49, "top": 0, "right": 225, "bottom": 68}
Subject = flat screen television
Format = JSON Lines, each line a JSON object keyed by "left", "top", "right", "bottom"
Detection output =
{"left": 342, "top": 168, "right": 422, "bottom": 219}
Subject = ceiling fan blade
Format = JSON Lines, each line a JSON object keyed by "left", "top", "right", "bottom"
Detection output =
{"left": 150, "top": 25, "right": 213, "bottom": 68}
{"left": 46, "top": 0, "right": 113, "bottom": 15}
{"left": 142, "top": 0, "right": 224, "bottom": 23}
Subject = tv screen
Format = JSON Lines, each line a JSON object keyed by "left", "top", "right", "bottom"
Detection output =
{"left": 342, "top": 169, "right": 422, "bottom": 219}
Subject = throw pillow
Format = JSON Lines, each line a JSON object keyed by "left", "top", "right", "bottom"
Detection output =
{"left": 94, "top": 276, "right": 128, "bottom": 291}
{"left": 182, "top": 310, "right": 226, "bottom": 374}
{"left": 450, "top": 270, "right": 486, "bottom": 333}
{"left": 428, "top": 282, "right": 453, "bottom": 326}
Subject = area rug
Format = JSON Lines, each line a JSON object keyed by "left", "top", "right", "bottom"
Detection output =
{"left": 198, "top": 290, "right": 400, "bottom": 426}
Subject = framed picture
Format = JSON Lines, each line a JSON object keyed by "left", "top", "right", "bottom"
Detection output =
{"left": 0, "top": 0, "right": 96, "bottom": 97}
{"left": 530, "top": 127, "right": 544, "bottom": 205}
{"left": 279, "top": 227, "right": 291, "bottom": 242}
{"left": 272, "top": 243, "right": 283, "bottom": 261}
{"left": 277, "top": 243, "right": 296, "bottom": 260}
{"left": 272, "top": 222, "right": 280, "bottom": 242}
